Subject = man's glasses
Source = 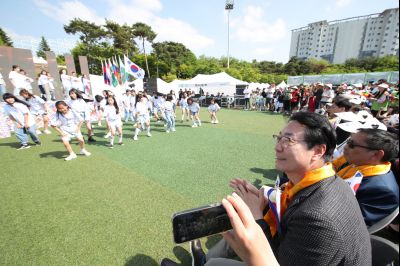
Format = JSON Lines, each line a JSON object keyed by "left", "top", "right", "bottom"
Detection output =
{"left": 347, "top": 139, "right": 379, "bottom": 150}
{"left": 273, "top": 135, "right": 304, "bottom": 148}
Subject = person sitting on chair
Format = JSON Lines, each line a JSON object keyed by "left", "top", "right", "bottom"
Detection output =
{"left": 333, "top": 128, "right": 399, "bottom": 227}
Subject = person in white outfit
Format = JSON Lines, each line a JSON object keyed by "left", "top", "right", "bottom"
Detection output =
{"left": 133, "top": 93, "right": 152, "bottom": 141}
{"left": 208, "top": 98, "right": 221, "bottom": 124}
{"left": 51, "top": 101, "right": 91, "bottom": 161}
{"left": 187, "top": 98, "right": 201, "bottom": 127}
{"left": 19, "top": 89, "right": 51, "bottom": 135}
{"left": 60, "top": 69, "right": 72, "bottom": 100}
{"left": 103, "top": 96, "right": 124, "bottom": 148}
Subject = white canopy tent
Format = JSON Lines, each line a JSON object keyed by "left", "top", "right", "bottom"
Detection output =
{"left": 277, "top": 80, "right": 288, "bottom": 89}
{"left": 248, "top": 82, "right": 270, "bottom": 91}
{"left": 169, "top": 72, "right": 248, "bottom": 96}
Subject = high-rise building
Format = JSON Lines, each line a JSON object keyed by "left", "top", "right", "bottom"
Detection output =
{"left": 289, "top": 8, "right": 399, "bottom": 64}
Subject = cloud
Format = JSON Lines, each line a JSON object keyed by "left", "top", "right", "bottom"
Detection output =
{"left": 153, "top": 17, "right": 214, "bottom": 52}
{"left": 233, "top": 6, "right": 287, "bottom": 43}
{"left": 33, "top": 0, "right": 214, "bottom": 53}
{"left": 33, "top": 0, "right": 103, "bottom": 24}
{"left": 335, "top": 0, "right": 352, "bottom": 8}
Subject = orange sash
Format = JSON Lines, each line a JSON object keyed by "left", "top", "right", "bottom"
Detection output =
{"left": 333, "top": 155, "right": 391, "bottom": 179}
{"left": 264, "top": 163, "right": 336, "bottom": 237}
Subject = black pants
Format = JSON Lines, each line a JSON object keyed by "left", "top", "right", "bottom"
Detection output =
{"left": 244, "top": 98, "right": 250, "bottom": 109}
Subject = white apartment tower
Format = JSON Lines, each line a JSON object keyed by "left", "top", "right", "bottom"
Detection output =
{"left": 289, "top": 8, "right": 399, "bottom": 64}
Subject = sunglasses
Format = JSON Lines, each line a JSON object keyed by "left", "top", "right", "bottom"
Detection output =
{"left": 347, "top": 139, "right": 379, "bottom": 150}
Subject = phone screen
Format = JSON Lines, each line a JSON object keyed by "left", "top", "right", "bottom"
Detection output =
{"left": 172, "top": 204, "right": 232, "bottom": 244}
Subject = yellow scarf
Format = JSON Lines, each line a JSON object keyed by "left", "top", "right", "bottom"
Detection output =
{"left": 264, "top": 163, "right": 336, "bottom": 237}
{"left": 333, "top": 155, "right": 391, "bottom": 179}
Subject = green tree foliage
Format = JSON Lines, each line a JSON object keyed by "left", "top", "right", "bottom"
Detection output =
{"left": 56, "top": 55, "right": 66, "bottom": 66}
{"left": 132, "top": 22, "right": 157, "bottom": 78}
{"left": 36, "top": 36, "right": 52, "bottom": 58}
{"left": 152, "top": 41, "right": 196, "bottom": 78}
{"left": 104, "top": 20, "right": 138, "bottom": 56}
{"left": 0, "top": 27, "right": 13, "bottom": 47}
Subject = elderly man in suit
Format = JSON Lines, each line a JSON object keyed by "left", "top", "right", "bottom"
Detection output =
{"left": 333, "top": 128, "right": 399, "bottom": 226}
{"left": 184, "top": 112, "right": 371, "bottom": 266}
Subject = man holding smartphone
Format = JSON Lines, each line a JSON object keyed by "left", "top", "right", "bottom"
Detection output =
{"left": 162, "top": 112, "right": 371, "bottom": 266}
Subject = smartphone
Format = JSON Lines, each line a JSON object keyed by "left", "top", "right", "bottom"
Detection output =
{"left": 172, "top": 203, "right": 232, "bottom": 244}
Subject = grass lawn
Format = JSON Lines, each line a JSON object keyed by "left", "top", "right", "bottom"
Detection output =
{"left": 0, "top": 108, "right": 287, "bottom": 265}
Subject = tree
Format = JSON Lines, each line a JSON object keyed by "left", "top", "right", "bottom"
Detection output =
{"left": 0, "top": 27, "right": 13, "bottom": 47}
{"left": 152, "top": 41, "right": 196, "bottom": 78}
{"left": 64, "top": 19, "right": 107, "bottom": 46}
{"left": 37, "top": 36, "right": 52, "bottom": 58}
{"left": 104, "top": 20, "right": 138, "bottom": 56}
{"left": 132, "top": 22, "right": 157, "bottom": 78}
{"left": 56, "top": 55, "right": 66, "bottom": 66}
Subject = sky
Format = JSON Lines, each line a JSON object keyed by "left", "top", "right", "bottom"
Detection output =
{"left": 0, "top": 0, "right": 398, "bottom": 63}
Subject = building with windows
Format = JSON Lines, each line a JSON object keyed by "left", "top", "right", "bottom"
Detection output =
{"left": 289, "top": 8, "right": 399, "bottom": 64}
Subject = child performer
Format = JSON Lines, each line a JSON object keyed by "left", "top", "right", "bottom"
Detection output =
{"left": 3, "top": 93, "right": 41, "bottom": 149}
{"left": 103, "top": 96, "right": 124, "bottom": 148}
{"left": 51, "top": 101, "right": 91, "bottom": 161}
{"left": 68, "top": 89, "right": 96, "bottom": 142}
{"left": 179, "top": 92, "right": 190, "bottom": 123}
{"left": 164, "top": 94, "right": 176, "bottom": 133}
{"left": 187, "top": 98, "right": 201, "bottom": 127}
{"left": 208, "top": 98, "right": 221, "bottom": 124}
{"left": 133, "top": 93, "right": 152, "bottom": 141}
{"left": 19, "top": 89, "right": 52, "bottom": 134}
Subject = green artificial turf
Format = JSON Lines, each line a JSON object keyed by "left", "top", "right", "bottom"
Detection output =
{"left": 0, "top": 108, "right": 287, "bottom": 265}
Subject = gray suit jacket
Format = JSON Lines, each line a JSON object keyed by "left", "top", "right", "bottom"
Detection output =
{"left": 259, "top": 175, "right": 371, "bottom": 265}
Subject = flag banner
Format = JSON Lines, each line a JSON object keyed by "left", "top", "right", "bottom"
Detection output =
{"left": 101, "top": 60, "right": 110, "bottom": 85}
{"left": 344, "top": 171, "right": 363, "bottom": 195}
{"left": 112, "top": 57, "right": 122, "bottom": 84}
{"left": 124, "top": 55, "right": 145, "bottom": 79}
{"left": 119, "top": 56, "right": 127, "bottom": 83}
{"left": 263, "top": 185, "right": 282, "bottom": 235}
{"left": 109, "top": 59, "right": 119, "bottom": 87}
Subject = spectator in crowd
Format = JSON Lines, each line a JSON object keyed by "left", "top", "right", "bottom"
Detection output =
{"left": 314, "top": 82, "right": 324, "bottom": 109}
{"left": 243, "top": 86, "right": 251, "bottom": 110}
{"left": 163, "top": 112, "right": 371, "bottom": 266}
{"left": 333, "top": 128, "right": 399, "bottom": 226}
{"left": 266, "top": 84, "right": 275, "bottom": 111}
{"left": 370, "top": 83, "right": 390, "bottom": 117}
{"left": 320, "top": 83, "right": 335, "bottom": 107}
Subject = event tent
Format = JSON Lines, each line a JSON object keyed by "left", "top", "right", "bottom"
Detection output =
{"left": 168, "top": 72, "right": 248, "bottom": 95}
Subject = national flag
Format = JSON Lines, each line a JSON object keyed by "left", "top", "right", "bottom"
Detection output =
{"left": 119, "top": 56, "right": 127, "bottom": 83}
{"left": 105, "top": 60, "right": 112, "bottom": 86}
{"left": 101, "top": 60, "right": 110, "bottom": 85}
{"left": 113, "top": 56, "right": 122, "bottom": 84}
{"left": 124, "top": 55, "right": 145, "bottom": 79}
{"left": 109, "top": 58, "right": 118, "bottom": 87}
{"left": 263, "top": 185, "right": 282, "bottom": 235}
{"left": 344, "top": 171, "right": 363, "bottom": 195}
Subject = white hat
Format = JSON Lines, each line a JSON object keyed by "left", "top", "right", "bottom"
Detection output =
{"left": 378, "top": 83, "right": 389, "bottom": 89}
{"left": 349, "top": 98, "right": 362, "bottom": 105}
{"left": 337, "top": 119, "right": 387, "bottom": 133}
{"left": 334, "top": 112, "right": 360, "bottom": 122}
{"left": 325, "top": 83, "right": 333, "bottom": 89}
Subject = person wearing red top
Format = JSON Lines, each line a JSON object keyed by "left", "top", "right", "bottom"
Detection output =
{"left": 308, "top": 92, "right": 317, "bottom": 113}
{"left": 290, "top": 88, "right": 300, "bottom": 113}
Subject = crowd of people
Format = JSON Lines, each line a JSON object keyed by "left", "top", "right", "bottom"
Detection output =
{"left": 0, "top": 66, "right": 223, "bottom": 159}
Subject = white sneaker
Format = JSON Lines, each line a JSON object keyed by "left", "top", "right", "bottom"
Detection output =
{"left": 211, "top": 121, "right": 215, "bottom": 124}
{"left": 147, "top": 132, "right": 152, "bottom": 137}
{"left": 171, "top": 128, "right": 176, "bottom": 132}
{"left": 79, "top": 149, "right": 91, "bottom": 156}
{"left": 215, "top": 120, "right": 219, "bottom": 124}
{"left": 133, "top": 135, "right": 138, "bottom": 141}
{"left": 198, "top": 122, "right": 202, "bottom": 127}
{"left": 43, "top": 129, "right": 52, "bottom": 134}
{"left": 192, "top": 124, "right": 198, "bottom": 128}
{"left": 65, "top": 153, "right": 77, "bottom": 161}
{"left": 104, "top": 132, "right": 111, "bottom": 138}
{"left": 36, "top": 130, "right": 42, "bottom": 135}
{"left": 166, "top": 130, "right": 170, "bottom": 134}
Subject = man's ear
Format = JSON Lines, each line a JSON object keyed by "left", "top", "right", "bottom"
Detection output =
{"left": 312, "top": 144, "right": 327, "bottom": 162}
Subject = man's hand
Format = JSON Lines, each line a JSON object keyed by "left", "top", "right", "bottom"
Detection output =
{"left": 222, "top": 194, "right": 279, "bottom": 266}
{"left": 230, "top": 178, "right": 259, "bottom": 196}
{"left": 233, "top": 185, "right": 266, "bottom": 220}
